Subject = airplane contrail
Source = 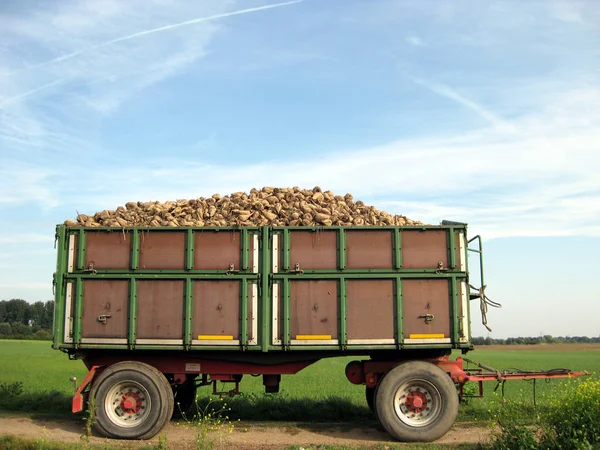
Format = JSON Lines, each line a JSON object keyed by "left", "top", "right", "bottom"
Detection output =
{"left": 4, "top": 0, "right": 304, "bottom": 75}
{"left": 104, "top": 0, "right": 304, "bottom": 46}
{"left": 409, "top": 76, "right": 513, "bottom": 131}
{"left": 0, "top": 79, "right": 65, "bottom": 108}
{"left": 0, "top": 0, "right": 304, "bottom": 106}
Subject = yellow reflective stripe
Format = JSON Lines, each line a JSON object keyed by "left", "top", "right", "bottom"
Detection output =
{"left": 196, "top": 335, "right": 234, "bottom": 340}
{"left": 408, "top": 333, "right": 446, "bottom": 339}
{"left": 295, "top": 334, "right": 332, "bottom": 340}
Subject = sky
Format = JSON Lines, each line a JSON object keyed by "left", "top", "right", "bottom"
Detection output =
{"left": 0, "top": 0, "right": 599, "bottom": 339}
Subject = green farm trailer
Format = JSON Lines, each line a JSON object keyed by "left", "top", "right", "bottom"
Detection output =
{"left": 52, "top": 223, "right": 583, "bottom": 442}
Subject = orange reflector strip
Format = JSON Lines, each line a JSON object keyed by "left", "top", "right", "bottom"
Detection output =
{"left": 196, "top": 335, "right": 234, "bottom": 340}
{"left": 295, "top": 335, "right": 332, "bottom": 340}
{"left": 409, "top": 334, "right": 445, "bottom": 339}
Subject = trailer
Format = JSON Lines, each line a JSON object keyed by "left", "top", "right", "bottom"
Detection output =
{"left": 52, "top": 222, "right": 585, "bottom": 442}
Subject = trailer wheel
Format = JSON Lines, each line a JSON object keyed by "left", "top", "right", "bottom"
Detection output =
{"left": 90, "top": 361, "right": 174, "bottom": 440}
{"left": 172, "top": 377, "right": 197, "bottom": 418}
{"left": 365, "top": 386, "right": 375, "bottom": 413}
{"left": 375, "top": 361, "right": 458, "bottom": 442}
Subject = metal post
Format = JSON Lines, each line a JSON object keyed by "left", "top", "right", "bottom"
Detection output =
{"left": 128, "top": 278, "right": 138, "bottom": 349}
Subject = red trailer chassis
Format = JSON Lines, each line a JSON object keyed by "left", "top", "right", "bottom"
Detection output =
{"left": 345, "top": 356, "right": 588, "bottom": 398}
{"left": 71, "top": 355, "right": 588, "bottom": 414}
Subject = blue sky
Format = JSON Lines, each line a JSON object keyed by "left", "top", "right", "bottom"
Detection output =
{"left": 0, "top": 0, "right": 599, "bottom": 338}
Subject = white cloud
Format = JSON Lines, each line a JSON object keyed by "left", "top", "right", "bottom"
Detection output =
{"left": 0, "top": 0, "right": 599, "bottom": 243}
{"left": 550, "top": 1, "right": 586, "bottom": 24}
{"left": 406, "top": 35, "right": 425, "bottom": 47}
{"left": 0, "top": 0, "right": 304, "bottom": 154}
{"left": 37, "top": 84, "right": 598, "bottom": 240}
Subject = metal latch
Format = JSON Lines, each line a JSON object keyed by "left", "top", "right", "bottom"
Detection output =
{"left": 226, "top": 263, "right": 239, "bottom": 275}
{"left": 292, "top": 263, "right": 304, "bottom": 275}
{"left": 83, "top": 263, "right": 97, "bottom": 274}
{"left": 97, "top": 314, "right": 111, "bottom": 324}
{"left": 418, "top": 314, "right": 435, "bottom": 324}
{"left": 436, "top": 261, "right": 449, "bottom": 273}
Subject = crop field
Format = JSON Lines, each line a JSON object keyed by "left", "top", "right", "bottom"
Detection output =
{"left": 0, "top": 340, "right": 598, "bottom": 424}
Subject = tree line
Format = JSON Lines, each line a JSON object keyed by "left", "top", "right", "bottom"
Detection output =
{"left": 0, "top": 299, "right": 54, "bottom": 340}
{"left": 472, "top": 335, "right": 600, "bottom": 345}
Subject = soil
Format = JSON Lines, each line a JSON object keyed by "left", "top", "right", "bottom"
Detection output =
{"left": 0, "top": 417, "right": 493, "bottom": 449}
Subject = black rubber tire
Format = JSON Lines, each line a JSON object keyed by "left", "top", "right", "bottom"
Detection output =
{"left": 365, "top": 386, "right": 375, "bottom": 413}
{"left": 89, "top": 361, "right": 174, "bottom": 440}
{"left": 172, "top": 377, "right": 197, "bottom": 418}
{"left": 374, "top": 361, "right": 458, "bottom": 442}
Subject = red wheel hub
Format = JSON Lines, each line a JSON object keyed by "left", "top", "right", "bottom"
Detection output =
{"left": 405, "top": 391, "right": 427, "bottom": 413}
{"left": 120, "top": 391, "right": 142, "bottom": 414}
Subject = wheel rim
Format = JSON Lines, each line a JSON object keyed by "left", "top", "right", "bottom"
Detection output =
{"left": 104, "top": 380, "right": 152, "bottom": 428}
{"left": 393, "top": 379, "right": 442, "bottom": 427}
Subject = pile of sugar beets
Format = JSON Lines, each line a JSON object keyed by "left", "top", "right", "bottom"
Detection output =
{"left": 64, "top": 186, "right": 421, "bottom": 228}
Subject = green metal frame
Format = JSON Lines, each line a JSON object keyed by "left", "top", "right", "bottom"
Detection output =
{"left": 53, "top": 224, "right": 474, "bottom": 353}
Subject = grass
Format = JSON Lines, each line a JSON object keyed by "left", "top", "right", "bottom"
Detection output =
{"left": 0, "top": 340, "right": 598, "bottom": 426}
{"left": 191, "top": 346, "right": 599, "bottom": 424}
{"left": 0, "top": 340, "right": 88, "bottom": 418}
{"left": 0, "top": 435, "right": 80, "bottom": 450}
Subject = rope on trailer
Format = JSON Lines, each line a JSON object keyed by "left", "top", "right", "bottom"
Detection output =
{"left": 470, "top": 284, "right": 502, "bottom": 332}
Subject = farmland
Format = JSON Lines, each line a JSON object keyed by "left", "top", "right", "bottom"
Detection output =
{"left": 0, "top": 340, "right": 597, "bottom": 420}
{"left": 0, "top": 340, "right": 598, "bottom": 447}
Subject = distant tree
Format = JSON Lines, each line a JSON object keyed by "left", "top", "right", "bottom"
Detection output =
{"left": 0, "top": 323, "right": 11, "bottom": 336}
{"left": 42, "top": 301, "right": 54, "bottom": 329}
{"left": 10, "top": 322, "right": 31, "bottom": 336}
{"left": 34, "top": 329, "right": 51, "bottom": 340}
{"left": 0, "top": 299, "right": 54, "bottom": 331}
{"left": 542, "top": 335, "right": 554, "bottom": 344}
{"left": 472, "top": 335, "right": 600, "bottom": 345}
{"left": 1, "top": 299, "right": 29, "bottom": 324}
{"left": 28, "top": 301, "right": 45, "bottom": 327}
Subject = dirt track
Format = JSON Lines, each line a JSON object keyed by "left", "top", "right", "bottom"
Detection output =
{"left": 0, "top": 417, "right": 493, "bottom": 449}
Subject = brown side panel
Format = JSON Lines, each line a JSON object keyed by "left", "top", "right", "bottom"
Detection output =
{"left": 289, "top": 230, "right": 337, "bottom": 270}
{"left": 81, "top": 280, "right": 129, "bottom": 338}
{"left": 137, "top": 280, "right": 184, "bottom": 339}
{"left": 402, "top": 230, "right": 448, "bottom": 269}
{"left": 290, "top": 280, "right": 338, "bottom": 338}
{"left": 195, "top": 231, "right": 241, "bottom": 270}
{"left": 193, "top": 281, "right": 240, "bottom": 338}
{"left": 139, "top": 231, "right": 185, "bottom": 270}
{"left": 85, "top": 231, "right": 131, "bottom": 270}
{"left": 346, "top": 230, "right": 393, "bottom": 269}
{"left": 402, "top": 279, "right": 450, "bottom": 338}
{"left": 347, "top": 279, "right": 394, "bottom": 339}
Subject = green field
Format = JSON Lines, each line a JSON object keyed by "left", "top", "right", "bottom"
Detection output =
{"left": 0, "top": 340, "right": 598, "bottom": 424}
